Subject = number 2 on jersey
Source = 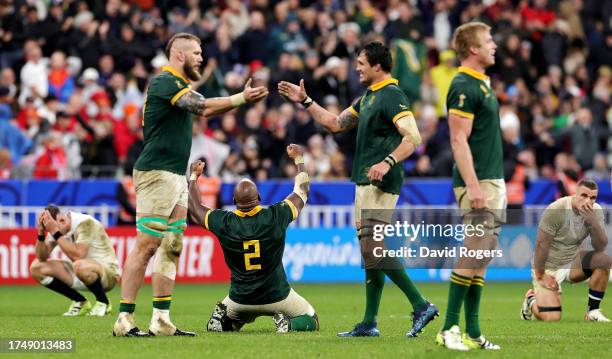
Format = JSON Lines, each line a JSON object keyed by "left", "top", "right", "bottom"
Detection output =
{"left": 243, "top": 240, "right": 262, "bottom": 270}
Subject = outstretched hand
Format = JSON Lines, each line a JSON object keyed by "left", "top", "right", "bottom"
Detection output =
{"left": 243, "top": 78, "right": 268, "bottom": 103}
{"left": 278, "top": 79, "right": 307, "bottom": 103}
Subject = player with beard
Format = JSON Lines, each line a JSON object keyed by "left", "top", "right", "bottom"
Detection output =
{"left": 113, "top": 32, "right": 268, "bottom": 337}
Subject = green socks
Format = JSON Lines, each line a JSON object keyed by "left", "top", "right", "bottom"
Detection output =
{"left": 465, "top": 276, "right": 484, "bottom": 338}
{"left": 153, "top": 295, "right": 172, "bottom": 310}
{"left": 119, "top": 300, "right": 135, "bottom": 313}
{"left": 442, "top": 272, "right": 472, "bottom": 331}
{"left": 383, "top": 268, "right": 427, "bottom": 311}
{"left": 289, "top": 315, "right": 318, "bottom": 331}
{"left": 362, "top": 266, "right": 428, "bottom": 325}
{"left": 363, "top": 269, "right": 385, "bottom": 325}
{"left": 119, "top": 295, "right": 172, "bottom": 313}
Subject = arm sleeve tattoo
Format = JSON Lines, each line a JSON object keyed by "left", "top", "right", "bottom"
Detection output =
{"left": 337, "top": 108, "right": 359, "bottom": 130}
{"left": 175, "top": 90, "right": 206, "bottom": 115}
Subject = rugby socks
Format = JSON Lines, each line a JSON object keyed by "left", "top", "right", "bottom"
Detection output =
{"left": 153, "top": 295, "right": 172, "bottom": 310}
{"left": 45, "top": 278, "right": 87, "bottom": 302}
{"left": 442, "top": 272, "right": 471, "bottom": 331}
{"left": 383, "top": 268, "right": 427, "bottom": 311}
{"left": 588, "top": 289, "right": 604, "bottom": 311}
{"left": 86, "top": 278, "right": 109, "bottom": 304}
{"left": 465, "top": 276, "right": 484, "bottom": 338}
{"left": 363, "top": 269, "right": 385, "bottom": 325}
{"left": 289, "top": 315, "right": 318, "bottom": 331}
{"left": 119, "top": 301, "right": 136, "bottom": 313}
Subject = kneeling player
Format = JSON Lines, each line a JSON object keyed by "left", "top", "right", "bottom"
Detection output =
{"left": 522, "top": 179, "right": 611, "bottom": 322}
{"left": 188, "top": 144, "right": 319, "bottom": 333}
{"left": 30, "top": 205, "right": 120, "bottom": 316}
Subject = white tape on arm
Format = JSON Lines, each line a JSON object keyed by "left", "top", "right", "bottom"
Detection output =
{"left": 293, "top": 172, "right": 310, "bottom": 204}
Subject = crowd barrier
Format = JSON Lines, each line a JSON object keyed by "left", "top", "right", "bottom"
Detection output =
{"left": 2, "top": 179, "right": 611, "bottom": 207}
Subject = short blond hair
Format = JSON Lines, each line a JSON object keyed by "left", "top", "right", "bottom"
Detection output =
{"left": 452, "top": 22, "right": 491, "bottom": 60}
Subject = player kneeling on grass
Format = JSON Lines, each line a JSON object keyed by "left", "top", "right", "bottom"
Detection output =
{"left": 30, "top": 205, "right": 119, "bottom": 317}
{"left": 522, "top": 179, "right": 611, "bottom": 322}
{"left": 188, "top": 144, "right": 319, "bottom": 333}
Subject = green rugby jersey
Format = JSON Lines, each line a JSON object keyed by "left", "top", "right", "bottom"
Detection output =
{"left": 203, "top": 200, "right": 298, "bottom": 305}
{"left": 134, "top": 66, "right": 194, "bottom": 175}
{"left": 447, "top": 66, "right": 504, "bottom": 187}
{"left": 350, "top": 78, "right": 413, "bottom": 195}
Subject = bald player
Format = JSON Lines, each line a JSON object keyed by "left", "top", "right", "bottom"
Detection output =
{"left": 188, "top": 144, "right": 319, "bottom": 333}
{"left": 113, "top": 32, "right": 268, "bottom": 337}
{"left": 521, "top": 179, "right": 611, "bottom": 322}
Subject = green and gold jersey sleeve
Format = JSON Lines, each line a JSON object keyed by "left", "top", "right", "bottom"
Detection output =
{"left": 204, "top": 209, "right": 227, "bottom": 233}
{"left": 381, "top": 87, "right": 413, "bottom": 124}
{"left": 447, "top": 80, "right": 479, "bottom": 120}
{"left": 148, "top": 73, "right": 190, "bottom": 106}
{"left": 349, "top": 96, "right": 362, "bottom": 117}
{"left": 270, "top": 200, "right": 297, "bottom": 230}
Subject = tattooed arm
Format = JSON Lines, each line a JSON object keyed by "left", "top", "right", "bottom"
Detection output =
{"left": 306, "top": 103, "right": 359, "bottom": 134}
{"left": 175, "top": 90, "right": 233, "bottom": 117}
{"left": 175, "top": 79, "right": 268, "bottom": 117}
{"left": 277, "top": 79, "right": 358, "bottom": 133}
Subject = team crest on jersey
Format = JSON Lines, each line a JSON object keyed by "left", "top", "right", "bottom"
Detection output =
{"left": 176, "top": 80, "right": 183, "bottom": 89}
{"left": 399, "top": 104, "right": 408, "bottom": 110}
{"left": 459, "top": 94, "right": 466, "bottom": 107}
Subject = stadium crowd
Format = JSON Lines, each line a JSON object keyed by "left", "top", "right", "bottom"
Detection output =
{"left": 0, "top": 0, "right": 610, "bottom": 193}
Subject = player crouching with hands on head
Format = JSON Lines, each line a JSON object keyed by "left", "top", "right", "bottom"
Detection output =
{"left": 30, "top": 205, "right": 119, "bottom": 316}
{"left": 522, "top": 179, "right": 611, "bottom": 322}
{"left": 188, "top": 144, "right": 319, "bottom": 333}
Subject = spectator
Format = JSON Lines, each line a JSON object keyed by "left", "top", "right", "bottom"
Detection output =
{"left": 0, "top": 0, "right": 609, "bottom": 184}
{"left": 430, "top": 50, "right": 458, "bottom": 116}
{"left": 98, "top": 55, "right": 115, "bottom": 87}
{"left": 18, "top": 41, "right": 48, "bottom": 106}
{"left": 322, "top": 150, "right": 348, "bottom": 179}
{"left": 236, "top": 10, "right": 269, "bottom": 65}
{"left": 47, "top": 51, "right": 75, "bottom": 103}
{"left": 304, "top": 134, "right": 331, "bottom": 179}
{"left": 555, "top": 107, "right": 607, "bottom": 170}
{"left": 585, "top": 153, "right": 610, "bottom": 181}
{"left": 189, "top": 118, "right": 230, "bottom": 177}
{"left": 33, "top": 132, "right": 67, "bottom": 179}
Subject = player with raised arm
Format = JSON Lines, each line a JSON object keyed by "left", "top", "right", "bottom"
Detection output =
{"left": 435, "top": 22, "right": 504, "bottom": 351}
{"left": 113, "top": 32, "right": 268, "bottom": 337}
{"left": 188, "top": 144, "right": 318, "bottom": 333}
{"left": 30, "top": 205, "right": 119, "bottom": 317}
{"left": 278, "top": 42, "right": 437, "bottom": 338}
{"left": 521, "top": 179, "right": 611, "bottom": 322}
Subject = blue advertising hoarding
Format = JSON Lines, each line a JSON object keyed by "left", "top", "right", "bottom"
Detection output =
{"left": 283, "top": 226, "right": 538, "bottom": 282}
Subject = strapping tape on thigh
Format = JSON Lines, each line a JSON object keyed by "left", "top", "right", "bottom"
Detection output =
{"left": 136, "top": 217, "right": 168, "bottom": 238}
{"left": 167, "top": 219, "right": 187, "bottom": 234}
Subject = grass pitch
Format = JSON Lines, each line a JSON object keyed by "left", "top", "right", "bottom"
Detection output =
{"left": 1, "top": 282, "right": 610, "bottom": 358}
